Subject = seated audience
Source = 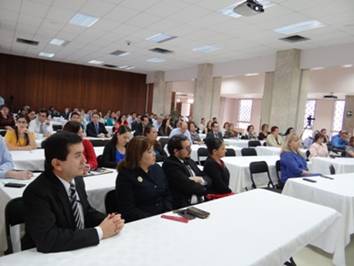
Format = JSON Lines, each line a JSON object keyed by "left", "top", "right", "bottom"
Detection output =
{"left": 4, "top": 114, "right": 36, "bottom": 150}
{"left": 158, "top": 118, "right": 172, "bottom": 136}
{"left": 283, "top": 127, "right": 295, "bottom": 140}
{"left": 133, "top": 115, "right": 150, "bottom": 136}
{"left": 29, "top": 109, "right": 53, "bottom": 137}
{"left": 101, "top": 126, "right": 131, "bottom": 168}
{"left": 303, "top": 130, "right": 319, "bottom": 149}
{"left": 0, "top": 105, "right": 15, "bottom": 129}
{"left": 22, "top": 132, "right": 124, "bottom": 253}
{"left": 320, "top": 128, "right": 329, "bottom": 143}
{"left": 266, "top": 126, "right": 284, "bottom": 147}
{"left": 206, "top": 121, "right": 223, "bottom": 140}
{"left": 63, "top": 121, "right": 98, "bottom": 171}
{"left": 188, "top": 121, "right": 203, "bottom": 144}
{"left": 86, "top": 112, "right": 109, "bottom": 138}
{"left": 0, "top": 135, "right": 32, "bottom": 179}
{"left": 144, "top": 125, "right": 166, "bottom": 162}
{"left": 309, "top": 133, "right": 329, "bottom": 158}
{"left": 162, "top": 135, "right": 211, "bottom": 209}
{"left": 331, "top": 130, "right": 349, "bottom": 151}
{"left": 105, "top": 111, "right": 117, "bottom": 126}
{"left": 114, "top": 115, "right": 128, "bottom": 131}
{"left": 345, "top": 136, "right": 354, "bottom": 157}
{"left": 280, "top": 133, "right": 313, "bottom": 185}
{"left": 116, "top": 136, "right": 172, "bottom": 222}
{"left": 204, "top": 120, "right": 212, "bottom": 134}
{"left": 61, "top": 107, "right": 71, "bottom": 120}
{"left": 199, "top": 117, "right": 206, "bottom": 133}
{"left": 224, "top": 123, "right": 238, "bottom": 138}
{"left": 169, "top": 121, "right": 193, "bottom": 143}
{"left": 258, "top": 123, "right": 269, "bottom": 141}
{"left": 203, "top": 138, "right": 232, "bottom": 194}
{"left": 243, "top": 125, "right": 257, "bottom": 140}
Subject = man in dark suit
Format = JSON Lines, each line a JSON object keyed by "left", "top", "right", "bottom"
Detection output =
{"left": 22, "top": 132, "right": 124, "bottom": 253}
{"left": 86, "top": 112, "right": 108, "bottom": 137}
{"left": 132, "top": 115, "right": 150, "bottom": 136}
{"left": 205, "top": 121, "right": 223, "bottom": 140}
{"left": 162, "top": 135, "right": 211, "bottom": 209}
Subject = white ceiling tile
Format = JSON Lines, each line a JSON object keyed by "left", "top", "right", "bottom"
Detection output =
{"left": 120, "top": 0, "right": 161, "bottom": 11}
{"left": 80, "top": 0, "right": 117, "bottom": 17}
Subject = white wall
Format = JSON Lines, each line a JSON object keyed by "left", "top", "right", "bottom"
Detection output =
{"left": 167, "top": 80, "right": 195, "bottom": 94}
{"left": 221, "top": 74, "right": 265, "bottom": 98}
{"left": 312, "top": 99, "right": 335, "bottom": 132}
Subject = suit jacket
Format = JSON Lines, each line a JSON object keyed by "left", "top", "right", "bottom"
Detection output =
{"left": 100, "top": 141, "right": 118, "bottom": 168}
{"left": 22, "top": 171, "right": 105, "bottom": 253}
{"left": 162, "top": 156, "right": 211, "bottom": 209}
{"left": 203, "top": 157, "right": 232, "bottom": 194}
{"left": 116, "top": 164, "right": 172, "bottom": 222}
{"left": 206, "top": 132, "right": 223, "bottom": 140}
{"left": 86, "top": 122, "right": 108, "bottom": 137}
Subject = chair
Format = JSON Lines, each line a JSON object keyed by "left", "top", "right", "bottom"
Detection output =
{"left": 90, "top": 139, "right": 110, "bottom": 147}
{"left": 248, "top": 140, "right": 261, "bottom": 147}
{"left": 249, "top": 161, "right": 279, "bottom": 193}
{"left": 241, "top": 148, "right": 257, "bottom": 156}
{"left": 52, "top": 124, "right": 63, "bottom": 131}
{"left": 275, "top": 160, "right": 283, "bottom": 190}
{"left": 197, "top": 147, "right": 208, "bottom": 165}
{"left": 329, "top": 164, "right": 336, "bottom": 175}
{"left": 97, "top": 155, "right": 103, "bottom": 167}
{"left": 225, "top": 148, "right": 236, "bottom": 157}
{"left": 305, "top": 150, "right": 310, "bottom": 161}
{"left": 5, "top": 197, "right": 25, "bottom": 254}
{"left": 158, "top": 137, "right": 170, "bottom": 150}
{"left": 105, "top": 190, "right": 119, "bottom": 214}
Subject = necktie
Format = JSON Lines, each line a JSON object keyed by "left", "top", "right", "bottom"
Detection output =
{"left": 69, "top": 182, "right": 84, "bottom": 229}
{"left": 184, "top": 161, "right": 194, "bottom": 177}
{"left": 39, "top": 123, "right": 45, "bottom": 134}
{"left": 95, "top": 124, "right": 99, "bottom": 134}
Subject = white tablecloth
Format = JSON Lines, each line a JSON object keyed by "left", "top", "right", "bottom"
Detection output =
{"left": 282, "top": 173, "right": 354, "bottom": 247}
{"left": 255, "top": 147, "right": 307, "bottom": 157}
{"left": 0, "top": 190, "right": 345, "bottom": 266}
{"left": 222, "top": 139, "right": 250, "bottom": 148}
{"left": 310, "top": 157, "right": 354, "bottom": 175}
{"left": 11, "top": 147, "right": 104, "bottom": 171}
{"left": 0, "top": 171, "right": 117, "bottom": 252}
{"left": 223, "top": 156, "right": 280, "bottom": 192}
{"left": 105, "top": 126, "right": 113, "bottom": 135}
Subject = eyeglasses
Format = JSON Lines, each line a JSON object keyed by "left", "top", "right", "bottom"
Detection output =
{"left": 17, "top": 120, "right": 27, "bottom": 124}
{"left": 182, "top": 145, "right": 191, "bottom": 152}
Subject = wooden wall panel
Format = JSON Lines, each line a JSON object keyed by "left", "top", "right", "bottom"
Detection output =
{"left": 0, "top": 53, "right": 149, "bottom": 113}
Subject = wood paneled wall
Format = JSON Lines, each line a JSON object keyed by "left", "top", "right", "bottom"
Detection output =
{"left": 0, "top": 53, "right": 150, "bottom": 113}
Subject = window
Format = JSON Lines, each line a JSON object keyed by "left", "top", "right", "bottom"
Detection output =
{"left": 332, "top": 100, "right": 345, "bottom": 133}
{"left": 237, "top": 99, "right": 253, "bottom": 129}
{"left": 303, "top": 100, "right": 316, "bottom": 129}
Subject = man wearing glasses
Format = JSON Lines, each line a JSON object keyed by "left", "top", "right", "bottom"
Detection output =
{"left": 29, "top": 109, "right": 53, "bottom": 137}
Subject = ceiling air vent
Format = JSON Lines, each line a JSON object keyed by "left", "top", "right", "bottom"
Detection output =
{"left": 110, "top": 50, "right": 128, "bottom": 56}
{"left": 149, "top": 47, "right": 173, "bottom": 54}
{"left": 16, "top": 38, "right": 39, "bottom": 46}
{"left": 279, "top": 35, "right": 309, "bottom": 43}
{"left": 103, "top": 64, "right": 117, "bottom": 68}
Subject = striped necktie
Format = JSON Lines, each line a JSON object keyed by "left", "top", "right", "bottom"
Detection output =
{"left": 69, "top": 182, "right": 84, "bottom": 229}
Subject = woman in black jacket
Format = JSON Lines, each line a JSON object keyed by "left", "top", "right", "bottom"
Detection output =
{"left": 100, "top": 125, "right": 131, "bottom": 168}
{"left": 203, "top": 138, "right": 232, "bottom": 194}
{"left": 144, "top": 124, "right": 166, "bottom": 162}
{"left": 116, "top": 136, "right": 172, "bottom": 222}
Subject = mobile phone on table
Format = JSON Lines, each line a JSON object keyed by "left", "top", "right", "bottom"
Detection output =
{"left": 174, "top": 209, "right": 196, "bottom": 220}
{"left": 186, "top": 207, "right": 210, "bottom": 219}
{"left": 4, "top": 182, "right": 26, "bottom": 188}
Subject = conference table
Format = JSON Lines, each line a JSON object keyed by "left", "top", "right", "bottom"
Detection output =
{"left": 310, "top": 157, "right": 354, "bottom": 175}
{"left": 222, "top": 139, "right": 265, "bottom": 148}
{"left": 11, "top": 147, "right": 104, "bottom": 171}
{"left": 223, "top": 156, "right": 280, "bottom": 192}
{"left": 283, "top": 173, "right": 354, "bottom": 247}
{"left": 0, "top": 170, "right": 117, "bottom": 253}
{"left": 0, "top": 189, "right": 345, "bottom": 266}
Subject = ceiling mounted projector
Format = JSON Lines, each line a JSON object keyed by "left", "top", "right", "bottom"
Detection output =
{"left": 323, "top": 93, "right": 338, "bottom": 99}
{"left": 233, "top": 0, "right": 264, "bottom": 16}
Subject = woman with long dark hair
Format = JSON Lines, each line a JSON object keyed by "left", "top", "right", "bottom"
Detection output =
{"left": 144, "top": 124, "right": 166, "bottom": 162}
{"left": 4, "top": 114, "right": 36, "bottom": 150}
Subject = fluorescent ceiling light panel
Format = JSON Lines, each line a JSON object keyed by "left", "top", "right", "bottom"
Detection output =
{"left": 146, "top": 33, "right": 177, "bottom": 43}
{"left": 245, "top": 73, "right": 259, "bottom": 76}
{"left": 310, "top": 67, "right": 324, "bottom": 71}
{"left": 146, "top": 58, "right": 165, "bottom": 63}
{"left": 220, "top": 0, "right": 274, "bottom": 18}
{"left": 274, "top": 20, "right": 324, "bottom": 35}
{"left": 70, "top": 13, "right": 99, "bottom": 27}
{"left": 119, "top": 52, "right": 130, "bottom": 57}
{"left": 126, "top": 66, "right": 135, "bottom": 70}
{"left": 39, "top": 52, "right": 55, "bottom": 58}
{"left": 88, "top": 60, "right": 104, "bottom": 65}
{"left": 50, "top": 38, "right": 66, "bottom": 46}
{"left": 342, "top": 64, "right": 353, "bottom": 68}
{"left": 119, "top": 65, "right": 135, "bottom": 69}
{"left": 192, "top": 45, "right": 220, "bottom": 53}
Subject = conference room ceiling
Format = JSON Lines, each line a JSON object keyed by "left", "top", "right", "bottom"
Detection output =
{"left": 0, "top": 0, "right": 353, "bottom": 74}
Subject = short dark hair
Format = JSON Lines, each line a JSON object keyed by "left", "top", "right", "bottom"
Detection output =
{"left": 167, "top": 134, "right": 188, "bottom": 156}
{"left": 205, "top": 137, "right": 224, "bottom": 155}
{"left": 247, "top": 125, "right": 254, "bottom": 132}
{"left": 271, "top": 126, "right": 279, "bottom": 133}
{"left": 70, "top": 111, "right": 80, "bottom": 118}
{"left": 187, "top": 121, "right": 197, "bottom": 131}
{"left": 211, "top": 121, "right": 218, "bottom": 128}
{"left": 38, "top": 108, "right": 48, "bottom": 116}
{"left": 111, "top": 125, "right": 131, "bottom": 146}
{"left": 261, "top": 123, "right": 268, "bottom": 131}
{"left": 143, "top": 124, "right": 155, "bottom": 136}
{"left": 63, "top": 121, "right": 81, "bottom": 134}
{"left": 314, "top": 133, "right": 324, "bottom": 143}
{"left": 43, "top": 132, "right": 82, "bottom": 172}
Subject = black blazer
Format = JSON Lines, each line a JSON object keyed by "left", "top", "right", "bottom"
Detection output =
{"left": 86, "top": 122, "right": 108, "bottom": 137}
{"left": 162, "top": 156, "right": 211, "bottom": 209}
{"left": 22, "top": 171, "right": 105, "bottom": 253}
{"left": 206, "top": 132, "right": 223, "bottom": 140}
{"left": 154, "top": 142, "right": 167, "bottom": 162}
{"left": 132, "top": 121, "right": 143, "bottom": 136}
{"left": 203, "top": 157, "right": 232, "bottom": 194}
{"left": 116, "top": 164, "right": 172, "bottom": 222}
{"left": 101, "top": 141, "right": 119, "bottom": 168}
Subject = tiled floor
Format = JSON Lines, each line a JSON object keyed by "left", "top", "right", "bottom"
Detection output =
{"left": 294, "top": 235, "right": 354, "bottom": 266}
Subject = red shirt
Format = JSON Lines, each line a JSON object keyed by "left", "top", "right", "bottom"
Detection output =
{"left": 83, "top": 139, "right": 98, "bottom": 170}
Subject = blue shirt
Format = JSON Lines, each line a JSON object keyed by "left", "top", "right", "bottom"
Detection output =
{"left": 115, "top": 150, "right": 125, "bottom": 163}
{"left": 280, "top": 151, "right": 307, "bottom": 184}
{"left": 331, "top": 134, "right": 348, "bottom": 149}
{"left": 169, "top": 128, "right": 193, "bottom": 144}
{"left": 0, "top": 136, "right": 15, "bottom": 178}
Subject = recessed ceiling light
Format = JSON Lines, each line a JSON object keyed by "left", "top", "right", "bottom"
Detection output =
{"left": 119, "top": 52, "right": 130, "bottom": 57}
{"left": 126, "top": 66, "right": 135, "bottom": 70}
{"left": 192, "top": 45, "right": 220, "bottom": 53}
{"left": 310, "top": 67, "right": 324, "bottom": 71}
{"left": 245, "top": 73, "right": 259, "bottom": 76}
{"left": 274, "top": 20, "right": 324, "bottom": 35}
{"left": 39, "top": 52, "right": 55, "bottom": 58}
{"left": 49, "top": 38, "right": 66, "bottom": 46}
{"left": 88, "top": 60, "right": 104, "bottom": 65}
{"left": 70, "top": 13, "right": 99, "bottom": 27}
{"left": 146, "top": 33, "right": 177, "bottom": 43}
{"left": 342, "top": 64, "right": 353, "bottom": 68}
{"left": 119, "top": 65, "right": 135, "bottom": 69}
{"left": 146, "top": 58, "right": 165, "bottom": 63}
{"left": 220, "top": 0, "right": 274, "bottom": 18}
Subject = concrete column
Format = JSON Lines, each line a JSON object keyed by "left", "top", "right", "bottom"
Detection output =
{"left": 343, "top": 95, "right": 354, "bottom": 135}
{"left": 151, "top": 71, "right": 166, "bottom": 116}
{"left": 260, "top": 72, "right": 274, "bottom": 126}
{"left": 211, "top": 76, "right": 222, "bottom": 119}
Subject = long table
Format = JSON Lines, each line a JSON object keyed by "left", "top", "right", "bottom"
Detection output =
{"left": 0, "top": 170, "right": 116, "bottom": 253}
{"left": 282, "top": 173, "right": 354, "bottom": 247}
{"left": 0, "top": 189, "right": 345, "bottom": 266}
{"left": 310, "top": 157, "right": 354, "bottom": 175}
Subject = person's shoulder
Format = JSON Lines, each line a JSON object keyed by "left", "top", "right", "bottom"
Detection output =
{"left": 24, "top": 172, "right": 51, "bottom": 196}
